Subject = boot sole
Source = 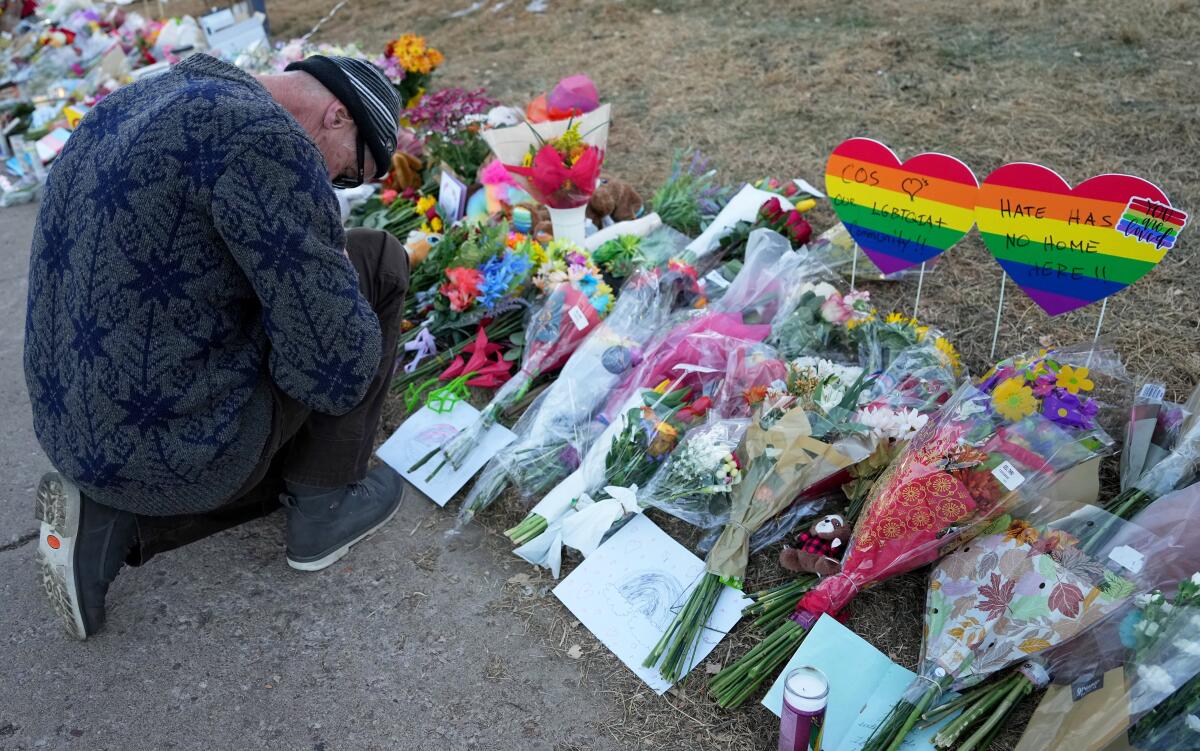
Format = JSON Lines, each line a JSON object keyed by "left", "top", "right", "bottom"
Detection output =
{"left": 34, "top": 472, "right": 87, "bottom": 640}
{"left": 286, "top": 493, "right": 403, "bottom": 573}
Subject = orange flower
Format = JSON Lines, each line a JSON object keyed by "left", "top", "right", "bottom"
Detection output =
{"left": 1003, "top": 519, "right": 1039, "bottom": 545}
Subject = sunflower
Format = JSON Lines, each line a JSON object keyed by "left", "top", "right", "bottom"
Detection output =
{"left": 992, "top": 377, "right": 1038, "bottom": 421}
{"left": 934, "top": 336, "right": 962, "bottom": 374}
{"left": 1056, "top": 365, "right": 1094, "bottom": 394}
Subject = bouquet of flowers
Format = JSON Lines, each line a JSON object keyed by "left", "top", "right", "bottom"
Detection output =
{"left": 408, "top": 253, "right": 613, "bottom": 481}
{"left": 506, "top": 327, "right": 767, "bottom": 551}
{"left": 507, "top": 385, "right": 710, "bottom": 576}
{"left": 849, "top": 311, "right": 964, "bottom": 378}
{"left": 455, "top": 262, "right": 701, "bottom": 528}
{"left": 517, "top": 395, "right": 725, "bottom": 572}
{"left": 546, "top": 417, "right": 744, "bottom": 560}
{"left": 405, "top": 87, "right": 499, "bottom": 182}
{"left": 636, "top": 418, "right": 747, "bottom": 527}
{"left": 766, "top": 280, "right": 871, "bottom": 360}
{"left": 865, "top": 503, "right": 1152, "bottom": 751}
{"left": 483, "top": 95, "right": 610, "bottom": 243}
{"left": 681, "top": 182, "right": 819, "bottom": 265}
{"left": 505, "top": 121, "right": 604, "bottom": 210}
{"left": 376, "top": 33, "right": 444, "bottom": 106}
{"left": 709, "top": 348, "right": 1115, "bottom": 708}
{"left": 644, "top": 371, "right": 879, "bottom": 683}
{"left": 600, "top": 229, "right": 819, "bottom": 421}
{"left": 1119, "top": 584, "right": 1200, "bottom": 750}
{"left": 1100, "top": 380, "right": 1200, "bottom": 525}
{"left": 648, "top": 150, "right": 734, "bottom": 236}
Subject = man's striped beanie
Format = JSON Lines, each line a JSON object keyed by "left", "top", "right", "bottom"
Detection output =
{"left": 285, "top": 55, "right": 401, "bottom": 179}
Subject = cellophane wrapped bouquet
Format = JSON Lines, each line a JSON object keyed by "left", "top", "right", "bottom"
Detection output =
{"left": 408, "top": 252, "right": 613, "bottom": 481}
{"left": 709, "top": 348, "right": 1115, "bottom": 709}
{"left": 455, "top": 262, "right": 700, "bottom": 528}
{"left": 644, "top": 361, "right": 880, "bottom": 684}
{"left": 865, "top": 502, "right": 1154, "bottom": 751}
{"left": 507, "top": 383, "right": 712, "bottom": 576}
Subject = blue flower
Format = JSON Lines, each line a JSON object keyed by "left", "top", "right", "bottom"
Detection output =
{"left": 478, "top": 251, "right": 532, "bottom": 309}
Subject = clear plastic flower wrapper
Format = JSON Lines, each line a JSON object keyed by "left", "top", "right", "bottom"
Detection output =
{"left": 637, "top": 418, "right": 750, "bottom": 529}
{"left": 455, "top": 264, "right": 699, "bottom": 528}
{"left": 408, "top": 272, "right": 611, "bottom": 481}
{"left": 598, "top": 229, "right": 818, "bottom": 423}
{"left": 1101, "top": 380, "right": 1200, "bottom": 524}
{"left": 644, "top": 390, "right": 876, "bottom": 684}
{"left": 507, "top": 384, "right": 713, "bottom": 576}
{"left": 863, "top": 501, "right": 1158, "bottom": 751}
{"left": 1010, "top": 480, "right": 1200, "bottom": 751}
{"left": 709, "top": 348, "right": 1116, "bottom": 709}
{"left": 507, "top": 331, "right": 778, "bottom": 569}
{"left": 848, "top": 312, "right": 964, "bottom": 379}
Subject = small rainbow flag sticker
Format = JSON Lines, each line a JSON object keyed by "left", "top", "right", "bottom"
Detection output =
{"left": 825, "top": 137, "right": 979, "bottom": 275}
{"left": 1116, "top": 197, "right": 1187, "bottom": 250}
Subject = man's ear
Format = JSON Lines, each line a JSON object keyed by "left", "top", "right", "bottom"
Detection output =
{"left": 322, "top": 100, "right": 353, "bottom": 131}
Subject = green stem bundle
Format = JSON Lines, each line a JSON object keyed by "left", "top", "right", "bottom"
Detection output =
{"left": 505, "top": 513, "right": 548, "bottom": 545}
{"left": 643, "top": 572, "right": 725, "bottom": 684}
{"left": 955, "top": 674, "right": 1032, "bottom": 751}
{"left": 709, "top": 617, "right": 808, "bottom": 708}
{"left": 861, "top": 679, "right": 946, "bottom": 751}
{"left": 929, "top": 671, "right": 1029, "bottom": 749}
{"left": 741, "top": 577, "right": 817, "bottom": 632}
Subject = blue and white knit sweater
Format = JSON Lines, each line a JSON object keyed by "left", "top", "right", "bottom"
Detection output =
{"left": 24, "top": 54, "right": 382, "bottom": 515}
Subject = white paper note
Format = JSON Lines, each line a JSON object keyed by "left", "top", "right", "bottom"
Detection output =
{"left": 376, "top": 402, "right": 515, "bottom": 506}
{"left": 554, "top": 515, "right": 750, "bottom": 693}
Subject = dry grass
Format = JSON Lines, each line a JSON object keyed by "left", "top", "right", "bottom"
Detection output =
{"left": 183, "top": 0, "right": 1200, "bottom": 747}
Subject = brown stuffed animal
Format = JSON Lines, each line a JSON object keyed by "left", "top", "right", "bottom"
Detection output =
{"left": 586, "top": 177, "right": 643, "bottom": 228}
{"left": 779, "top": 514, "right": 851, "bottom": 577}
{"left": 522, "top": 202, "right": 554, "bottom": 243}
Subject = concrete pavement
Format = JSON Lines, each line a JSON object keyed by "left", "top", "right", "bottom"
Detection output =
{"left": 0, "top": 201, "right": 624, "bottom": 751}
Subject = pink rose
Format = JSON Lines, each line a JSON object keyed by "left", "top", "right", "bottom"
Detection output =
{"left": 820, "top": 293, "right": 852, "bottom": 324}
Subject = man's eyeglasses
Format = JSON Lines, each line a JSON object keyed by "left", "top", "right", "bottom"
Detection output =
{"left": 332, "top": 132, "right": 365, "bottom": 190}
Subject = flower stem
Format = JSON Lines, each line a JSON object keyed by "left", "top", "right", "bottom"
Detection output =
{"left": 931, "top": 673, "right": 1021, "bottom": 748}
{"left": 956, "top": 673, "right": 1032, "bottom": 751}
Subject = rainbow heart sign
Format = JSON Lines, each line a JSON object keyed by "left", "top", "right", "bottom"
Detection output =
{"left": 976, "top": 163, "right": 1181, "bottom": 316}
{"left": 825, "top": 137, "right": 979, "bottom": 275}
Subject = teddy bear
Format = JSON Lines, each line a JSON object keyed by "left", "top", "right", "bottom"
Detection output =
{"left": 586, "top": 177, "right": 643, "bottom": 228}
{"left": 779, "top": 514, "right": 851, "bottom": 577}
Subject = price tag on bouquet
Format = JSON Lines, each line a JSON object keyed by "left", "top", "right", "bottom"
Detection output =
{"left": 567, "top": 305, "right": 590, "bottom": 331}
{"left": 991, "top": 461, "right": 1026, "bottom": 492}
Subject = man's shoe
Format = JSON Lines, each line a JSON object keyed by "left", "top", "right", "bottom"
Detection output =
{"left": 34, "top": 472, "right": 137, "bottom": 640}
{"left": 281, "top": 466, "right": 404, "bottom": 572}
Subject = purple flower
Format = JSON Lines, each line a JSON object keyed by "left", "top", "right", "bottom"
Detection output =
{"left": 1042, "top": 389, "right": 1098, "bottom": 429}
{"left": 1031, "top": 373, "right": 1056, "bottom": 398}
{"left": 406, "top": 87, "right": 499, "bottom": 135}
{"left": 558, "top": 444, "right": 581, "bottom": 472}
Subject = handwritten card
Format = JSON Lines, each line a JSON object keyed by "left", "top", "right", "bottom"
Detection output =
{"left": 825, "top": 137, "right": 978, "bottom": 275}
{"left": 554, "top": 515, "right": 751, "bottom": 693}
{"left": 763, "top": 615, "right": 953, "bottom": 751}
{"left": 376, "top": 401, "right": 515, "bottom": 506}
{"left": 975, "top": 165, "right": 1178, "bottom": 316}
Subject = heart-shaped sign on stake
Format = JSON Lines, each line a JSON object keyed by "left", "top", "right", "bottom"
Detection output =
{"left": 825, "top": 137, "right": 979, "bottom": 275}
{"left": 976, "top": 163, "right": 1182, "bottom": 316}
